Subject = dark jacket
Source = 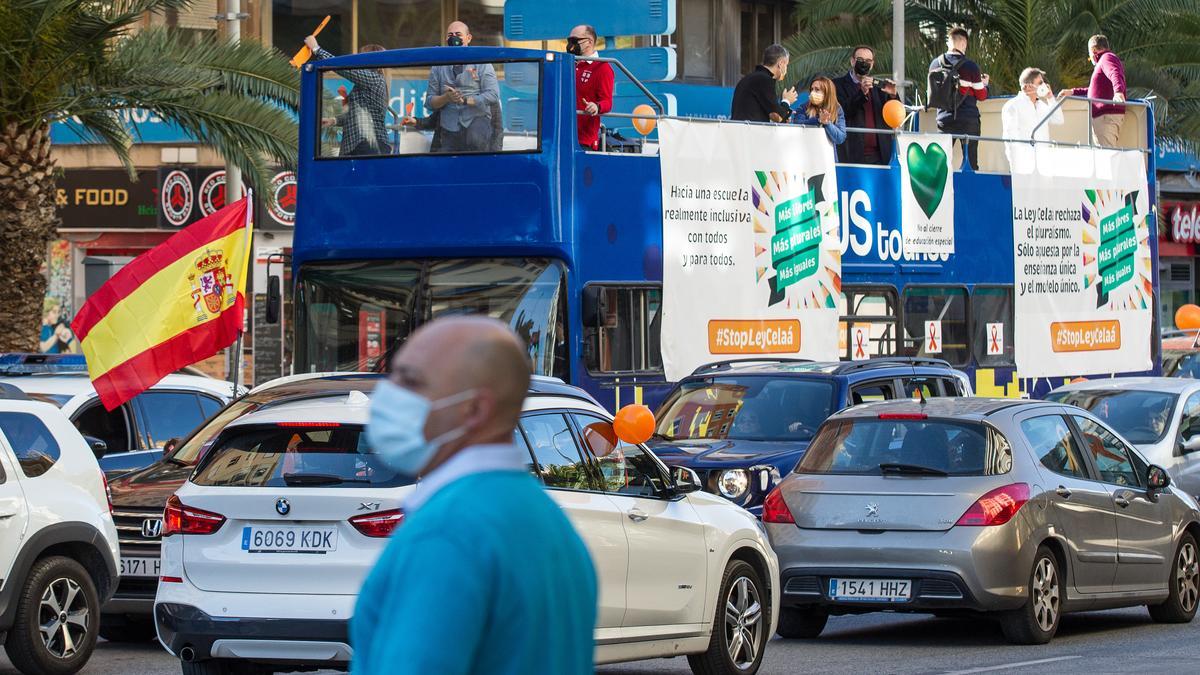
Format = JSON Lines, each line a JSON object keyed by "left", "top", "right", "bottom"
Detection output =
{"left": 928, "top": 52, "right": 987, "bottom": 123}
{"left": 731, "top": 66, "right": 791, "bottom": 123}
{"left": 832, "top": 71, "right": 898, "bottom": 164}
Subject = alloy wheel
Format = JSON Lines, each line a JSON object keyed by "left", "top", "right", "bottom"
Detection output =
{"left": 724, "top": 575, "right": 763, "bottom": 670}
{"left": 1177, "top": 541, "right": 1199, "bottom": 613}
{"left": 38, "top": 577, "right": 89, "bottom": 659}
{"left": 1032, "top": 557, "right": 1059, "bottom": 633}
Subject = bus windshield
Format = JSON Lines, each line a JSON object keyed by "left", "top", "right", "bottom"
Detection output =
{"left": 298, "top": 258, "right": 565, "bottom": 375}
{"left": 316, "top": 60, "right": 541, "bottom": 158}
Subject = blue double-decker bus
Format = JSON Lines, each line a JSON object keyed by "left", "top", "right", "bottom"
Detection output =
{"left": 290, "top": 46, "right": 1160, "bottom": 409}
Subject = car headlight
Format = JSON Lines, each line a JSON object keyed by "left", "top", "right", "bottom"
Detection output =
{"left": 717, "top": 469, "right": 749, "bottom": 499}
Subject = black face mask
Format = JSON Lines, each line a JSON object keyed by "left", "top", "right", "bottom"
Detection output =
{"left": 853, "top": 58, "right": 872, "bottom": 76}
{"left": 566, "top": 37, "right": 584, "bottom": 55}
{"left": 446, "top": 35, "right": 464, "bottom": 47}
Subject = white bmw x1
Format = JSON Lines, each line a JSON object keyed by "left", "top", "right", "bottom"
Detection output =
{"left": 155, "top": 377, "right": 778, "bottom": 675}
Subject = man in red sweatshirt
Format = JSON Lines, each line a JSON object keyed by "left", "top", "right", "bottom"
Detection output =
{"left": 1059, "top": 34, "right": 1127, "bottom": 147}
{"left": 568, "top": 25, "right": 614, "bottom": 150}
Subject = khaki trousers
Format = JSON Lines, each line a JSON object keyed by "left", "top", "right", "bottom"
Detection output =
{"left": 1092, "top": 113, "right": 1124, "bottom": 147}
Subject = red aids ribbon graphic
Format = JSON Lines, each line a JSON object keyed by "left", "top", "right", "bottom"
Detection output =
{"left": 854, "top": 331, "right": 867, "bottom": 359}
{"left": 927, "top": 325, "right": 939, "bottom": 351}
{"left": 990, "top": 325, "right": 1001, "bottom": 353}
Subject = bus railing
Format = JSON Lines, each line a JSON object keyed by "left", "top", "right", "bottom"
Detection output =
{"left": 1030, "top": 95, "right": 1147, "bottom": 147}
{"left": 578, "top": 55, "right": 665, "bottom": 115}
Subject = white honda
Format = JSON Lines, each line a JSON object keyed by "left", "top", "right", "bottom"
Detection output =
{"left": 155, "top": 376, "right": 779, "bottom": 675}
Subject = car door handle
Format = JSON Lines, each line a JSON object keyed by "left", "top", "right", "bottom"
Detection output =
{"left": 1114, "top": 495, "right": 1131, "bottom": 508}
{"left": 627, "top": 509, "right": 648, "bottom": 523}
{"left": 1055, "top": 486, "right": 1072, "bottom": 499}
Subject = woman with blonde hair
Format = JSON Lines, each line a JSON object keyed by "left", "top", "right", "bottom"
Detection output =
{"left": 793, "top": 75, "right": 846, "bottom": 147}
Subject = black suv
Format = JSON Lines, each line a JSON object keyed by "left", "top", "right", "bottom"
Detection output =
{"left": 101, "top": 374, "right": 381, "bottom": 642}
{"left": 649, "top": 358, "right": 971, "bottom": 516}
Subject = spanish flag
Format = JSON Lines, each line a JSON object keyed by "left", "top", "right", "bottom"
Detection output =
{"left": 72, "top": 196, "right": 253, "bottom": 410}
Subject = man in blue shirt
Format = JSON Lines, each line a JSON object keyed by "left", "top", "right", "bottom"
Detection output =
{"left": 352, "top": 316, "right": 597, "bottom": 675}
{"left": 426, "top": 21, "right": 500, "bottom": 153}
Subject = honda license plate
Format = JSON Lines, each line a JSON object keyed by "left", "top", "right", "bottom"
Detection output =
{"left": 241, "top": 526, "right": 338, "bottom": 554}
{"left": 829, "top": 578, "right": 911, "bottom": 602}
{"left": 119, "top": 557, "right": 161, "bottom": 578}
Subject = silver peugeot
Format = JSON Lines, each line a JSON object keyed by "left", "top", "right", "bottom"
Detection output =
{"left": 763, "top": 397, "right": 1200, "bottom": 644}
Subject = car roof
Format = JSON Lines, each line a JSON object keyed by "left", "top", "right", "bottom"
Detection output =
{"left": 223, "top": 376, "right": 605, "bottom": 428}
{"left": 1051, "top": 377, "right": 1200, "bottom": 396}
{"left": 0, "top": 372, "right": 238, "bottom": 400}
{"left": 833, "top": 397, "right": 1049, "bottom": 421}
{"left": 685, "top": 357, "right": 957, "bottom": 378}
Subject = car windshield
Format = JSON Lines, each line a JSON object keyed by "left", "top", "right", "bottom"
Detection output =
{"left": 654, "top": 377, "right": 834, "bottom": 442}
{"left": 1046, "top": 389, "right": 1178, "bottom": 444}
{"left": 192, "top": 424, "right": 410, "bottom": 488}
{"left": 797, "top": 418, "right": 1012, "bottom": 476}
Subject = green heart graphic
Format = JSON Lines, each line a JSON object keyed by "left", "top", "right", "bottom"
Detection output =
{"left": 906, "top": 142, "right": 949, "bottom": 219}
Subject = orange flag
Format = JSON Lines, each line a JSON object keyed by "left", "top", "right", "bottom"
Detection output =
{"left": 72, "top": 197, "right": 253, "bottom": 410}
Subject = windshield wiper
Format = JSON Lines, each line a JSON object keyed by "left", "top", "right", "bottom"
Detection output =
{"left": 651, "top": 432, "right": 676, "bottom": 441}
{"left": 878, "top": 463, "right": 949, "bottom": 476}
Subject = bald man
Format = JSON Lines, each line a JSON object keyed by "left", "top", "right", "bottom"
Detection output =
{"left": 351, "top": 317, "right": 597, "bottom": 675}
{"left": 426, "top": 21, "right": 500, "bottom": 153}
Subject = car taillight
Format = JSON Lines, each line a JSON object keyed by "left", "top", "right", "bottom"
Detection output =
{"left": 276, "top": 422, "right": 341, "bottom": 428}
{"left": 956, "top": 483, "right": 1030, "bottom": 527}
{"left": 762, "top": 487, "right": 795, "bottom": 524}
{"left": 162, "top": 495, "right": 226, "bottom": 536}
{"left": 878, "top": 413, "right": 928, "bottom": 420}
{"left": 100, "top": 472, "right": 113, "bottom": 513}
{"left": 349, "top": 509, "right": 405, "bottom": 538}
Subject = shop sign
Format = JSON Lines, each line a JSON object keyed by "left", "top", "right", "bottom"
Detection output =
{"left": 1166, "top": 201, "right": 1200, "bottom": 244}
{"left": 55, "top": 168, "right": 159, "bottom": 229}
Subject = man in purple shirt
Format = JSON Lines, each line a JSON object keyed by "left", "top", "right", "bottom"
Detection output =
{"left": 1059, "top": 34, "right": 1127, "bottom": 147}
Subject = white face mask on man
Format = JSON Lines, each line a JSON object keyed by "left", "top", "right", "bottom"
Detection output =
{"left": 1036, "top": 83, "right": 1051, "bottom": 98}
{"left": 366, "top": 380, "right": 476, "bottom": 477}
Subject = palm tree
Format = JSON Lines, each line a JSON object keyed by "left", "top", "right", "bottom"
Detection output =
{"left": 0, "top": 0, "right": 299, "bottom": 351}
{"left": 782, "top": 0, "right": 1200, "bottom": 144}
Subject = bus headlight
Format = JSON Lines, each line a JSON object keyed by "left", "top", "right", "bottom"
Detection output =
{"left": 717, "top": 469, "right": 749, "bottom": 499}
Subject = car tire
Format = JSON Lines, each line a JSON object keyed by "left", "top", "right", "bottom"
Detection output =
{"left": 999, "top": 546, "right": 1061, "bottom": 645}
{"left": 1148, "top": 532, "right": 1200, "bottom": 624}
{"left": 687, "top": 560, "right": 768, "bottom": 675}
{"left": 3, "top": 556, "right": 101, "bottom": 675}
{"left": 774, "top": 606, "right": 828, "bottom": 639}
{"left": 98, "top": 617, "right": 158, "bottom": 643}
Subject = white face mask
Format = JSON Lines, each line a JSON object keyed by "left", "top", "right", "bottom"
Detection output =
{"left": 1036, "top": 83, "right": 1050, "bottom": 98}
{"left": 366, "top": 381, "right": 475, "bottom": 477}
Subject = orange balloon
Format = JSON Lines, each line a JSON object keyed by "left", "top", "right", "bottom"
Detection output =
{"left": 881, "top": 99, "right": 905, "bottom": 129}
{"left": 632, "top": 104, "right": 657, "bottom": 136}
{"left": 613, "top": 404, "right": 655, "bottom": 445}
{"left": 1177, "top": 304, "right": 1200, "bottom": 330}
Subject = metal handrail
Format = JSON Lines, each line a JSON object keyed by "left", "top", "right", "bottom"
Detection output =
{"left": 1030, "top": 95, "right": 1146, "bottom": 147}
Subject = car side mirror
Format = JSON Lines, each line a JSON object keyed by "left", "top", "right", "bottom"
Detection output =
{"left": 1183, "top": 435, "right": 1200, "bottom": 454}
{"left": 671, "top": 466, "right": 702, "bottom": 494}
{"left": 1148, "top": 464, "right": 1172, "bottom": 491}
{"left": 581, "top": 286, "right": 608, "bottom": 329}
{"left": 84, "top": 435, "right": 108, "bottom": 460}
{"left": 265, "top": 275, "right": 281, "bottom": 324}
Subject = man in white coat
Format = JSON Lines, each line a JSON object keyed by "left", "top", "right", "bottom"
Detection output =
{"left": 1001, "top": 67, "right": 1064, "bottom": 173}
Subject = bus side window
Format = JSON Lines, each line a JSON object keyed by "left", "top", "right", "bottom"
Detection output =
{"left": 838, "top": 285, "right": 900, "bottom": 359}
{"left": 901, "top": 286, "right": 969, "bottom": 366}
{"left": 585, "top": 286, "right": 663, "bottom": 374}
{"left": 971, "top": 285, "right": 1015, "bottom": 367}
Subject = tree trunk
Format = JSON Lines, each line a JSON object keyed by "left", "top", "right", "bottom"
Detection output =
{"left": 0, "top": 122, "right": 58, "bottom": 352}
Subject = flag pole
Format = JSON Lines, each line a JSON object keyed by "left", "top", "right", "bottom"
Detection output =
{"left": 228, "top": 189, "right": 254, "bottom": 399}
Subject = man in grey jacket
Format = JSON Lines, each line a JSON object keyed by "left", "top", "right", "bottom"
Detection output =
{"left": 426, "top": 21, "right": 500, "bottom": 153}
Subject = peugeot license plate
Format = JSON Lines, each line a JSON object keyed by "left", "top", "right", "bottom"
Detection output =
{"left": 119, "top": 557, "right": 160, "bottom": 577}
{"left": 241, "top": 526, "right": 338, "bottom": 554}
{"left": 829, "top": 578, "right": 911, "bottom": 602}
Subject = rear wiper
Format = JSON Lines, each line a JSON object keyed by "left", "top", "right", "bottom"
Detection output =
{"left": 283, "top": 472, "right": 348, "bottom": 486}
{"left": 651, "top": 432, "right": 676, "bottom": 441}
{"left": 878, "top": 463, "right": 948, "bottom": 476}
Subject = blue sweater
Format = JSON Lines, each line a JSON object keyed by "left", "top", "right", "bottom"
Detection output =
{"left": 792, "top": 106, "right": 847, "bottom": 146}
{"left": 350, "top": 471, "right": 597, "bottom": 675}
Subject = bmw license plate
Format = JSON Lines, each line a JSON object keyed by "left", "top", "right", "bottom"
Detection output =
{"left": 241, "top": 526, "right": 338, "bottom": 554}
{"left": 829, "top": 578, "right": 911, "bottom": 602}
{"left": 119, "top": 557, "right": 161, "bottom": 577}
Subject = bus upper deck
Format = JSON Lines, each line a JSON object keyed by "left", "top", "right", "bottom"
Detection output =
{"left": 293, "top": 46, "right": 1159, "bottom": 407}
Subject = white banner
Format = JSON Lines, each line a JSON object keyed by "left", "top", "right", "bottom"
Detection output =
{"left": 658, "top": 119, "right": 841, "bottom": 381}
{"left": 1013, "top": 149, "right": 1153, "bottom": 377}
{"left": 899, "top": 134, "right": 955, "bottom": 256}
